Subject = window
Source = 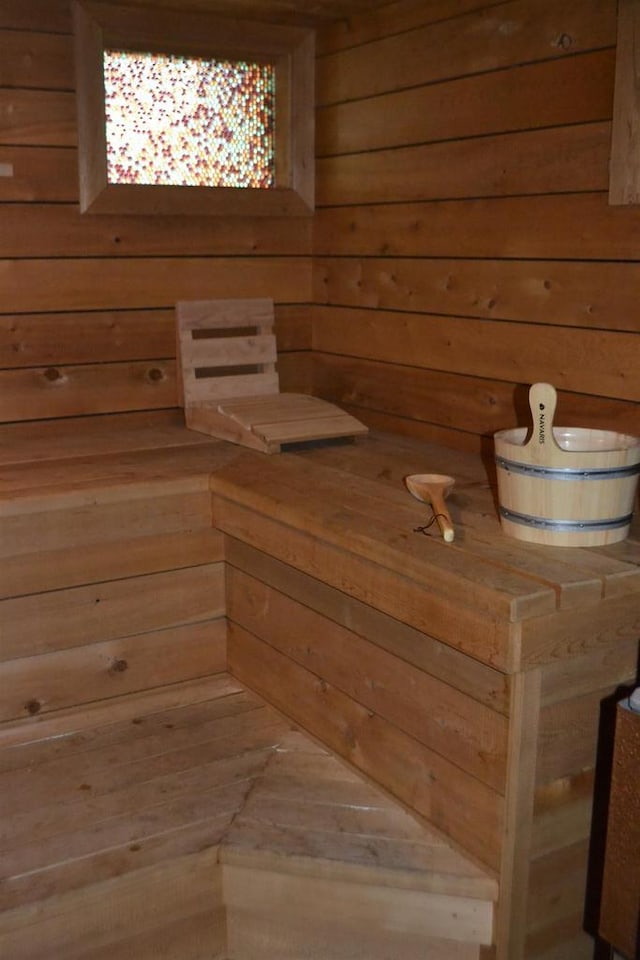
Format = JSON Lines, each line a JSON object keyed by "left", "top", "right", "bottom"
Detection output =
{"left": 72, "top": 1, "right": 314, "bottom": 216}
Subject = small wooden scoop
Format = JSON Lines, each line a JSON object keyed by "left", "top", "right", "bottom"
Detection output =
{"left": 405, "top": 473, "right": 456, "bottom": 543}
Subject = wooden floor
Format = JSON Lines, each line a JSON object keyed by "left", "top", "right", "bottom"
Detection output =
{"left": 0, "top": 673, "right": 496, "bottom": 959}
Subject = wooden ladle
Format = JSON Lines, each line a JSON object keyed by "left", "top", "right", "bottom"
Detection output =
{"left": 405, "top": 473, "right": 456, "bottom": 543}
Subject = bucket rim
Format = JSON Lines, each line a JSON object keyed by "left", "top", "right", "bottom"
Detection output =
{"left": 494, "top": 424, "right": 640, "bottom": 458}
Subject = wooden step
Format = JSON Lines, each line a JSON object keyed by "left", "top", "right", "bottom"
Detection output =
{"left": 222, "top": 728, "right": 496, "bottom": 960}
{"left": 0, "top": 676, "right": 497, "bottom": 959}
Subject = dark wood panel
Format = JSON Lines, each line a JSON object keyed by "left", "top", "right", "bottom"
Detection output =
{"left": 0, "top": 311, "right": 175, "bottom": 368}
{"left": 226, "top": 537, "right": 511, "bottom": 715}
{"left": 0, "top": 146, "right": 77, "bottom": 201}
{"left": 0, "top": 563, "right": 226, "bottom": 661}
{"left": 317, "top": 50, "right": 614, "bottom": 156}
{"left": 2, "top": 529, "right": 225, "bottom": 600}
{"left": 0, "top": 89, "right": 75, "bottom": 146}
{"left": 0, "top": 29, "right": 73, "bottom": 89}
{"left": 0, "top": 0, "right": 71, "bottom": 32}
{"left": 0, "top": 257, "right": 312, "bottom": 312}
{"left": 0, "top": 360, "right": 178, "bottom": 422}
{"left": 317, "top": 122, "right": 609, "bottom": 205}
{"left": 317, "top": 0, "right": 616, "bottom": 104}
{"left": 312, "top": 259, "right": 640, "bottom": 332}
{"left": 319, "top": 404, "right": 483, "bottom": 453}
{"left": 228, "top": 621, "right": 505, "bottom": 869}
{"left": 526, "top": 841, "right": 591, "bottom": 944}
{"left": 317, "top": 0, "right": 505, "bottom": 54}
{"left": 312, "top": 354, "right": 640, "bottom": 440}
{"left": 313, "top": 194, "right": 640, "bottom": 269}
{"left": 312, "top": 307, "right": 640, "bottom": 403}
{"left": 0, "top": 204, "right": 311, "bottom": 257}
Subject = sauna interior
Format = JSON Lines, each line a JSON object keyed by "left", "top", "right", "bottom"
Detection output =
{"left": 1, "top": 1, "right": 639, "bottom": 959}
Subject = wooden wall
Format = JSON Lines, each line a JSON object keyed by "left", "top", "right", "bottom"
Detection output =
{"left": 0, "top": 0, "right": 313, "bottom": 426}
{"left": 3, "top": 0, "right": 639, "bottom": 444}
{"left": 313, "top": 0, "right": 640, "bottom": 452}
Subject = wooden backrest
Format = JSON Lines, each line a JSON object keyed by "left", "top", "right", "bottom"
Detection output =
{"left": 176, "top": 298, "right": 280, "bottom": 408}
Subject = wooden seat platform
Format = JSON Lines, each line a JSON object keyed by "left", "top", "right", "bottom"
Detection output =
{"left": 0, "top": 674, "right": 496, "bottom": 960}
{"left": 2, "top": 414, "right": 639, "bottom": 959}
{"left": 176, "top": 298, "right": 368, "bottom": 453}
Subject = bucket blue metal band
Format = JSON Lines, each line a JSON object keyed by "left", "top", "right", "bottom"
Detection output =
{"left": 499, "top": 506, "right": 634, "bottom": 532}
{"left": 495, "top": 456, "right": 640, "bottom": 481}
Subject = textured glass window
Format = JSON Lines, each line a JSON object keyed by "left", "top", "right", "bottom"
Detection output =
{"left": 103, "top": 50, "right": 276, "bottom": 189}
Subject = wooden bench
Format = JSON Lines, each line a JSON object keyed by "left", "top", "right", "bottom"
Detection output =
{"left": 1, "top": 414, "right": 639, "bottom": 959}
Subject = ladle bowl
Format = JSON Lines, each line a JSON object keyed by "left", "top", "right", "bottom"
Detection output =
{"left": 405, "top": 473, "right": 456, "bottom": 543}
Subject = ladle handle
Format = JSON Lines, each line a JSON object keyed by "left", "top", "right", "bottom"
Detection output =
{"left": 429, "top": 489, "right": 455, "bottom": 543}
{"left": 526, "top": 382, "right": 561, "bottom": 464}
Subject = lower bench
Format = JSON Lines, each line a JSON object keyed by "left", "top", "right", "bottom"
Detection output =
{"left": 0, "top": 674, "right": 496, "bottom": 960}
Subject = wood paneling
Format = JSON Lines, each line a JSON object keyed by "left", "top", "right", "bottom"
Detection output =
{"left": 312, "top": 308, "right": 639, "bottom": 403}
{"left": 0, "top": 90, "right": 75, "bottom": 146}
{"left": 314, "top": 195, "right": 640, "bottom": 267}
{"left": 0, "top": 206, "right": 311, "bottom": 257}
{"left": 318, "top": 123, "right": 609, "bottom": 205}
{"left": 0, "top": 11, "right": 313, "bottom": 427}
{"left": 313, "top": 0, "right": 639, "bottom": 448}
{"left": 227, "top": 566, "right": 509, "bottom": 791}
{"left": 312, "top": 355, "right": 640, "bottom": 441}
{"left": 0, "top": 29, "right": 73, "bottom": 88}
{"left": 316, "top": 0, "right": 616, "bottom": 105}
{"left": 228, "top": 621, "right": 505, "bottom": 870}
{"left": 317, "top": 49, "right": 614, "bottom": 156}
{"left": 0, "top": 619, "right": 227, "bottom": 722}
{"left": 317, "top": 0, "right": 510, "bottom": 55}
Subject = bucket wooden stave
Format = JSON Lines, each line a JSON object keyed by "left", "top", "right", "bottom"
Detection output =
{"left": 494, "top": 384, "right": 640, "bottom": 547}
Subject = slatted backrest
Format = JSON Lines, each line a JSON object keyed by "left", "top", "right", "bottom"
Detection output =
{"left": 176, "top": 298, "right": 280, "bottom": 407}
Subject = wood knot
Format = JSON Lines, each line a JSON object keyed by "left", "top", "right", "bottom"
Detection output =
{"left": 110, "top": 658, "right": 128, "bottom": 673}
{"left": 25, "top": 699, "right": 41, "bottom": 715}
{"left": 554, "top": 32, "right": 573, "bottom": 49}
{"left": 43, "top": 367, "right": 62, "bottom": 382}
{"left": 147, "top": 367, "right": 165, "bottom": 382}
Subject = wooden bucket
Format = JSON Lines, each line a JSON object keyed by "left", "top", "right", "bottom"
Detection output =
{"left": 494, "top": 383, "right": 640, "bottom": 546}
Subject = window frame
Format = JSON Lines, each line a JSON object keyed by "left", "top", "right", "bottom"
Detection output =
{"left": 72, "top": 0, "right": 315, "bottom": 216}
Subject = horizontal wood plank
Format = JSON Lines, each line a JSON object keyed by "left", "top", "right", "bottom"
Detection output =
{"left": 228, "top": 621, "right": 505, "bottom": 869}
{"left": 311, "top": 307, "right": 640, "bottom": 402}
{"left": 226, "top": 536, "right": 511, "bottom": 715}
{"left": 312, "top": 258, "right": 640, "bottom": 331}
{"left": 0, "top": 361, "right": 177, "bottom": 422}
{"left": 1, "top": 529, "right": 225, "bottom": 600}
{"left": 317, "top": 50, "right": 614, "bottom": 156}
{"left": 0, "top": 89, "right": 75, "bottom": 147}
{"left": 0, "top": 205, "right": 312, "bottom": 258}
{"left": 0, "top": 0, "right": 71, "bottom": 32}
{"left": 312, "top": 354, "right": 640, "bottom": 442}
{"left": 317, "top": 0, "right": 510, "bottom": 54}
{"left": 215, "top": 497, "right": 515, "bottom": 670}
{"left": 0, "top": 307, "right": 309, "bottom": 369}
{"left": 317, "top": 0, "right": 615, "bottom": 104}
{"left": 0, "top": 257, "right": 312, "bottom": 313}
{"left": 0, "top": 146, "right": 77, "bottom": 201}
{"left": 317, "top": 122, "right": 609, "bottom": 205}
{"left": 212, "top": 452, "right": 555, "bottom": 623}
{"left": 0, "top": 850, "right": 226, "bottom": 960}
{"left": 0, "top": 487, "right": 212, "bottom": 556}
{"left": 521, "top": 592, "right": 640, "bottom": 667}
{"left": 0, "top": 619, "right": 227, "bottom": 722}
{"left": 228, "top": 567, "right": 509, "bottom": 790}
{"left": 313, "top": 193, "right": 640, "bottom": 268}
{"left": 0, "top": 563, "right": 226, "bottom": 661}
{"left": 0, "top": 28, "right": 73, "bottom": 89}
